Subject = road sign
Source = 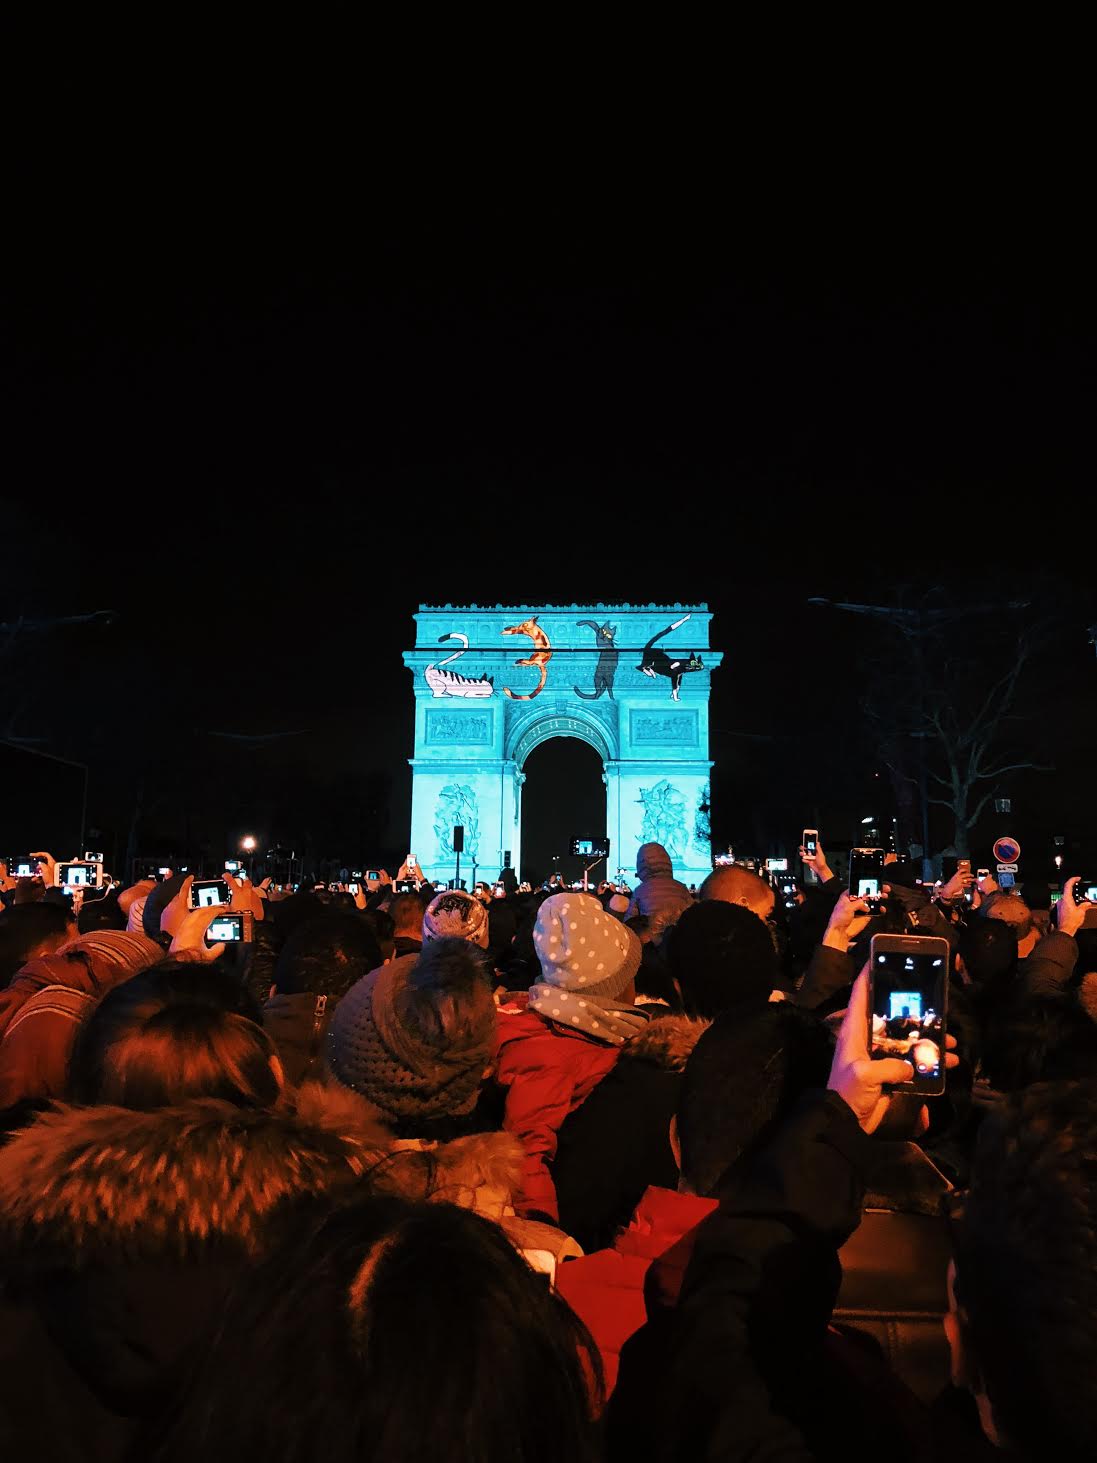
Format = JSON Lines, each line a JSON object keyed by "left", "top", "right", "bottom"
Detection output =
{"left": 997, "top": 862, "right": 1019, "bottom": 874}
{"left": 993, "top": 837, "right": 1021, "bottom": 864}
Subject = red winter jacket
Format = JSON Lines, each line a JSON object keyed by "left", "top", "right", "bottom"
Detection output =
{"left": 555, "top": 1185, "right": 717, "bottom": 1399}
{"left": 494, "top": 994, "right": 621, "bottom": 1223}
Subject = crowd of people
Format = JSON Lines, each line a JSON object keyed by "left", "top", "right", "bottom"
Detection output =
{"left": 0, "top": 837, "right": 1095, "bottom": 1460}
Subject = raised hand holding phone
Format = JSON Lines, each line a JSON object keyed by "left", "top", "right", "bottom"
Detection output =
{"left": 169, "top": 903, "right": 231, "bottom": 962}
{"left": 828, "top": 964, "right": 915, "bottom": 1134}
{"left": 1058, "top": 877, "right": 1091, "bottom": 937}
{"left": 822, "top": 891, "right": 872, "bottom": 953}
{"left": 799, "top": 835, "right": 832, "bottom": 883}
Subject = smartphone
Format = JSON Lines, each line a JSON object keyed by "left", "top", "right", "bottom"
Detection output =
{"left": 224, "top": 860, "right": 241, "bottom": 872}
{"left": 348, "top": 882, "right": 360, "bottom": 895}
{"left": 350, "top": 869, "right": 363, "bottom": 880}
{"left": 957, "top": 859, "right": 971, "bottom": 875}
{"left": 205, "top": 912, "right": 249, "bottom": 946}
{"left": 1073, "top": 879, "right": 1097, "bottom": 905}
{"left": 868, "top": 931, "right": 950, "bottom": 1096}
{"left": 396, "top": 879, "right": 416, "bottom": 893}
{"left": 58, "top": 862, "right": 101, "bottom": 889}
{"left": 802, "top": 828, "right": 819, "bottom": 858}
{"left": 976, "top": 868, "right": 990, "bottom": 880}
{"left": 9, "top": 857, "right": 38, "bottom": 878}
{"left": 189, "top": 878, "right": 232, "bottom": 910}
{"left": 493, "top": 882, "right": 506, "bottom": 897}
{"left": 849, "top": 847, "right": 886, "bottom": 902}
{"left": 366, "top": 869, "right": 381, "bottom": 882}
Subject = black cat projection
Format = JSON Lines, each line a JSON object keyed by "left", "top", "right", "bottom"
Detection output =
{"left": 574, "top": 619, "right": 618, "bottom": 700}
{"left": 637, "top": 613, "right": 704, "bottom": 701}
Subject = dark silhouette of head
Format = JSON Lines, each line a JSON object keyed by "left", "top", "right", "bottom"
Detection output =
{"left": 0, "top": 902, "right": 77, "bottom": 988}
{"left": 273, "top": 914, "right": 382, "bottom": 999}
{"left": 157, "top": 1194, "right": 601, "bottom": 1463}
{"left": 664, "top": 901, "right": 778, "bottom": 1018}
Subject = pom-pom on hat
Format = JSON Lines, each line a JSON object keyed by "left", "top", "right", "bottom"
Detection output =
{"left": 422, "top": 889, "right": 490, "bottom": 948}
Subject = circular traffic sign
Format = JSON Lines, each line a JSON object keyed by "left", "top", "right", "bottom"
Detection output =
{"left": 993, "top": 836, "right": 1021, "bottom": 864}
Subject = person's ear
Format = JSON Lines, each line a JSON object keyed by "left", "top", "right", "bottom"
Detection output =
{"left": 668, "top": 1113, "right": 682, "bottom": 1175}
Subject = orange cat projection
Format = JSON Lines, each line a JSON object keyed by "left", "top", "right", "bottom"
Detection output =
{"left": 502, "top": 617, "right": 553, "bottom": 700}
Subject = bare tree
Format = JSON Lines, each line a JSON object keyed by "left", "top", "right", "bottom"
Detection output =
{"left": 810, "top": 594, "right": 1053, "bottom": 859}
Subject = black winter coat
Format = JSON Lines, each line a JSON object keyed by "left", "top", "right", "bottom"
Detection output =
{"left": 553, "top": 1013, "right": 707, "bottom": 1253}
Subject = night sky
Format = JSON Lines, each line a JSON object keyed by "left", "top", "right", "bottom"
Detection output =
{"left": 3, "top": 217, "right": 1095, "bottom": 878}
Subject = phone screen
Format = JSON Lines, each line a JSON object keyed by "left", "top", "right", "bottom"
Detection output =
{"left": 803, "top": 829, "right": 818, "bottom": 856}
{"left": 870, "top": 940, "right": 948, "bottom": 1093}
{"left": 849, "top": 848, "right": 884, "bottom": 898}
{"left": 191, "top": 879, "right": 232, "bottom": 909}
{"left": 12, "top": 859, "right": 36, "bottom": 877}
{"left": 207, "top": 914, "right": 244, "bottom": 943}
{"left": 348, "top": 883, "right": 360, "bottom": 895}
{"left": 59, "top": 863, "right": 97, "bottom": 887}
{"left": 366, "top": 870, "right": 381, "bottom": 882}
{"left": 1077, "top": 881, "right": 1097, "bottom": 904}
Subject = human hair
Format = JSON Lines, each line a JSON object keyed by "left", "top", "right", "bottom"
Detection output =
{"left": 664, "top": 900, "right": 778, "bottom": 1018}
{"left": 69, "top": 962, "right": 282, "bottom": 1110}
{"left": 982, "top": 892, "right": 1034, "bottom": 944}
{"left": 76, "top": 893, "right": 126, "bottom": 934}
{"left": 367, "top": 908, "right": 396, "bottom": 961}
{"left": 0, "top": 902, "right": 77, "bottom": 987}
{"left": 157, "top": 1193, "right": 601, "bottom": 1463}
{"left": 958, "top": 917, "right": 1018, "bottom": 989}
{"left": 980, "top": 995, "right": 1097, "bottom": 1093}
{"left": 698, "top": 865, "right": 775, "bottom": 920}
{"left": 952, "top": 1080, "right": 1097, "bottom": 1458}
{"left": 676, "top": 1003, "right": 832, "bottom": 1194}
{"left": 389, "top": 893, "right": 422, "bottom": 938}
{"left": 273, "top": 914, "right": 382, "bottom": 999}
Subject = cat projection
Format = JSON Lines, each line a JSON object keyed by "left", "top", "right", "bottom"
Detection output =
{"left": 502, "top": 617, "right": 553, "bottom": 700}
{"left": 574, "top": 619, "right": 618, "bottom": 700}
{"left": 424, "top": 633, "right": 495, "bottom": 698}
{"left": 637, "top": 613, "right": 704, "bottom": 701}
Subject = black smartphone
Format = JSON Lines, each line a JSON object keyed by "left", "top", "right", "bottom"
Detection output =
{"left": 189, "top": 878, "right": 232, "bottom": 910}
{"left": 849, "top": 847, "right": 885, "bottom": 902}
{"left": 9, "top": 857, "right": 38, "bottom": 878}
{"left": 868, "top": 931, "right": 950, "bottom": 1096}
{"left": 205, "top": 912, "right": 248, "bottom": 946}
{"left": 1073, "top": 879, "right": 1097, "bottom": 905}
{"left": 802, "top": 828, "right": 819, "bottom": 858}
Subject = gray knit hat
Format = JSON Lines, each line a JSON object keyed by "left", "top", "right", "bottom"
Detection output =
{"left": 327, "top": 939, "right": 496, "bottom": 1124}
{"left": 532, "top": 892, "right": 641, "bottom": 1005}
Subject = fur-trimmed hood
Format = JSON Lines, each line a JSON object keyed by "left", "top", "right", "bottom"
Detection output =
{"left": 0, "top": 1080, "right": 394, "bottom": 1269}
{"left": 619, "top": 1013, "right": 709, "bottom": 1072}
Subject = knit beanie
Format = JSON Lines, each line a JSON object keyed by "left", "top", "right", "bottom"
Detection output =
{"left": 532, "top": 893, "right": 641, "bottom": 1005}
{"left": 327, "top": 938, "right": 496, "bottom": 1124}
{"left": 142, "top": 874, "right": 188, "bottom": 941}
{"left": 422, "top": 889, "right": 489, "bottom": 948}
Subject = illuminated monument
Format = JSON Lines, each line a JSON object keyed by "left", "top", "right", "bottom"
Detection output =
{"left": 403, "top": 605, "right": 722, "bottom": 887}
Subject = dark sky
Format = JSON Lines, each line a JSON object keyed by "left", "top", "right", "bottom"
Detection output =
{"left": 3, "top": 216, "right": 1095, "bottom": 872}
